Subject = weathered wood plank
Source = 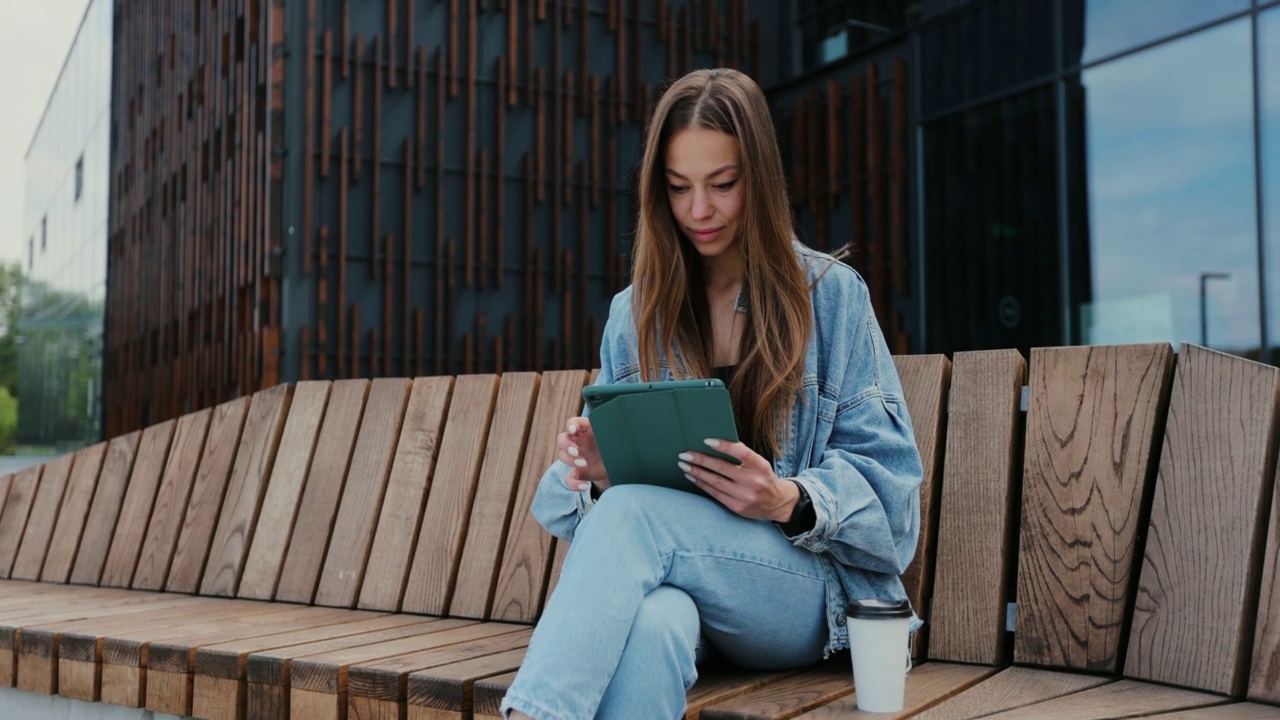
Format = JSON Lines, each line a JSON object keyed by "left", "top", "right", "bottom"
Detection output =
{"left": 167, "top": 398, "right": 252, "bottom": 593}
{"left": 314, "top": 378, "right": 412, "bottom": 608}
{"left": 405, "top": 647, "right": 528, "bottom": 719}
{"left": 41, "top": 447, "right": 102, "bottom": 583}
{"left": 358, "top": 376, "right": 455, "bottom": 611}
{"left": 132, "top": 408, "right": 214, "bottom": 591}
{"left": 239, "top": 381, "right": 332, "bottom": 600}
{"left": 275, "top": 379, "right": 369, "bottom": 604}
{"left": 1251, "top": 441, "right": 1280, "bottom": 703}
{"left": 1146, "top": 704, "right": 1280, "bottom": 719}
{"left": 1015, "top": 344, "right": 1174, "bottom": 672}
{"left": 929, "top": 349, "right": 1026, "bottom": 665}
{"left": 200, "top": 383, "right": 293, "bottom": 596}
{"left": 448, "top": 373, "right": 540, "bottom": 619}
{"left": 401, "top": 375, "right": 500, "bottom": 615}
{"left": 490, "top": 370, "right": 589, "bottom": 623}
{"left": 1126, "top": 344, "right": 1280, "bottom": 695}
{"left": 791, "top": 661, "right": 995, "bottom": 719}
{"left": 71, "top": 431, "right": 144, "bottom": 585}
{"left": 892, "top": 354, "right": 950, "bottom": 651}
{"left": 100, "top": 419, "right": 178, "bottom": 587}
{"left": 698, "top": 662, "right": 852, "bottom": 720}
{"left": 975, "top": 678, "right": 1227, "bottom": 719}
{"left": 0, "top": 475, "right": 11, "bottom": 529}
{"left": 0, "top": 467, "right": 39, "bottom": 578}
{"left": 910, "top": 666, "right": 1112, "bottom": 720}
{"left": 10, "top": 454, "right": 75, "bottom": 580}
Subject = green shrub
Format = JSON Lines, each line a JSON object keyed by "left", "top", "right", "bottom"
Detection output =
{"left": 0, "top": 387, "right": 16, "bottom": 455}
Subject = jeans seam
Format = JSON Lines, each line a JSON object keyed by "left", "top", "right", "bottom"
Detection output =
{"left": 669, "top": 550, "right": 825, "bottom": 582}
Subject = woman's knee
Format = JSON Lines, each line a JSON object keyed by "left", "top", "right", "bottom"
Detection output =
{"left": 622, "top": 586, "right": 700, "bottom": 683}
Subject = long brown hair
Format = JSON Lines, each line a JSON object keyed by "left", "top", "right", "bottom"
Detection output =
{"left": 632, "top": 68, "right": 811, "bottom": 457}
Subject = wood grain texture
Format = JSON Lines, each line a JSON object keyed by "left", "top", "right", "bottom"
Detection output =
{"left": 911, "top": 666, "right": 1112, "bottom": 719}
{"left": 132, "top": 408, "right": 213, "bottom": 591}
{"left": 201, "top": 383, "right": 293, "bottom": 597}
{"left": 1126, "top": 344, "right": 1280, "bottom": 695}
{"left": 100, "top": 419, "right": 178, "bottom": 587}
{"left": 285, "top": 618, "right": 478, "bottom": 693}
{"left": 471, "top": 669, "right": 518, "bottom": 717}
{"left": 401, "top": 375, "right": 500, "bottom": 615}
{"left": 358, "top": 376, "right": 455, "bottom": 611}
{"left": 239, "top": 381, "right": 332, "bottom": 600}
{"left": 166, "top": 397, "right": 252, "bottom": 593}
{"left": 448, "top": 373, "right": 540, "bottom": 619}
{"left": 696, "top": 662, "right": 852, "bottom": 720}
{"left": 275, "top": 379, "right": 369, "bottom": 604}
{"left": 1146, "top": 704, "right": 1280, "bottom": 719}
{"left": 405, "top": 646, "right": 527, "bottom": 716}
{"left": 1015, "top": 344, "right": 1174, "bottom": 671}
{"left": 314, "top": 378, "right": 412, "bottom": 608}
{"left": 242, "top": 617, "right": 448, "bottom": 687}
{"left": 1250, "top": 442, "right": 1280, "bottom": 703}
{"left": 0, "top": 467, "right": 40, "bottom": 578}
{"left": 10, "top": 454, "right": 74, "bottom": 580}
{"left": 792, "top": 661, "right": 995, "bottom": 719}
{"left": 929, "top": 349, "right": 1026, "bottom": 665}
{"left": 977, "top": 678, "right": 1226, "bottom": 719}
{"left": 71, "top": 430, "right": 144, "bottom": 586}
{"left": 891, "top": 354, "right": 950, "bottom": 654}
{"left": 490, "top": 370, "right": 588, "bottom": 623}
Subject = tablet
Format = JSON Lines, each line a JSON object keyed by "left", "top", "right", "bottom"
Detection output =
{"left": 584, "top": 378, "right": 740, "bottom": 495}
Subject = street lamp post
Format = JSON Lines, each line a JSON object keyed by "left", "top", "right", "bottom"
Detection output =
{"left": 1199, "top": 272, "right": 1231, "bottom": 347}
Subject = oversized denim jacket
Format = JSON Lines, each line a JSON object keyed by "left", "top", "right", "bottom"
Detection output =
{"left": 530, "top": 242, "right": 924, "bottom": 656}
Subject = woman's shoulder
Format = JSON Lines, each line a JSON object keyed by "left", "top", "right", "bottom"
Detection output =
{"left": 791, "top": 241, "right": 868, "bottom": 301}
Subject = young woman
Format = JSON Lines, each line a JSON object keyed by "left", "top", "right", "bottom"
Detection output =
{"left": 501, "top": 68, "right": 922, "bottom": 720}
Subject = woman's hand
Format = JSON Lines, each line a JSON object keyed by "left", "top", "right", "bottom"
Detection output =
{"left": 557, "top": 417, "right": 611, "bottom": 493}
{"left": 678, "top": 439, "right": 800, "bottom": 521}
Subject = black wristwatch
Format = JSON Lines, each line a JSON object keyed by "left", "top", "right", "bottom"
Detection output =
{"left": 777, "top": 480, "right": 816, "bottom": 537}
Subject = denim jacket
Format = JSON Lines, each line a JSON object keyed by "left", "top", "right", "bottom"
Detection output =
{"left": 530, "top": 242, "right": 923, "bottom": 656}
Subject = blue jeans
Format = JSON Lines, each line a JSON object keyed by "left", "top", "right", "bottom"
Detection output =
{"left": 501, "top": 485, "right": 830, "bottom": 720}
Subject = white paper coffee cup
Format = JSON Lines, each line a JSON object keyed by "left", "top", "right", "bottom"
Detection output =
{"left": 847, "top": 598, "right": 912, "bottom": 712}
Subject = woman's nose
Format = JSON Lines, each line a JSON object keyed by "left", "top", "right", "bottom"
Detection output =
{"left": 691, "top": 191, "right": 713, "bottom": 220}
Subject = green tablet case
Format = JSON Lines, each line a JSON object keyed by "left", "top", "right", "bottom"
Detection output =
{"left": 585, "top": 380, "right": 740, "bottom": 495}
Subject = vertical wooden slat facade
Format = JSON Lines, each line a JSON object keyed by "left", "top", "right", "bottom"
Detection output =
{"left": 105, "top": 0, "right": 912, "bottom": 436}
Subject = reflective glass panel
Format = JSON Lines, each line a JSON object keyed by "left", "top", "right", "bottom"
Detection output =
{"left": 1069, "top": 18, "right": 1258, "bottom": 355}
{"left": 1263, "top": 8, "right": 1280, "bottom": 363}
{"left": 1063, "top": 0, "right": 1249, "bottom": 66}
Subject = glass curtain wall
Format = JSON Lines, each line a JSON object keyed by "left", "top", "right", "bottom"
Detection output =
{"left": 1264, "top": 6, "right": 1280, "bottom": 364}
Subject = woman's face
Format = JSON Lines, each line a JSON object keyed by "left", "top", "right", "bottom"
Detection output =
{"left": 664, "top": 126, "right": 743, "bottom": 261}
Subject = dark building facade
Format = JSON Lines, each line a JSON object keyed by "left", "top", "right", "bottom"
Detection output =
{"left": 103, "top": 0, "right": 1280, "bottom": 437}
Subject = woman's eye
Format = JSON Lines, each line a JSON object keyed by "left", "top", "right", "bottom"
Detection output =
{"left": 714, "top": 180, "right": 737, "bottom": 191}
{"left": 668, "top": 184, "right": 689, "bottom": 194}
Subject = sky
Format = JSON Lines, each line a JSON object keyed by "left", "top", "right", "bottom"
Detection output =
{"left": 0, "top": 2, "right": 91, "bottom": 265}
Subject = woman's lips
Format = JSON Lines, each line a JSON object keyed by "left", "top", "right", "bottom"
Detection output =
{"left": 688, "top": 227, "right": 722, "bottom": 242}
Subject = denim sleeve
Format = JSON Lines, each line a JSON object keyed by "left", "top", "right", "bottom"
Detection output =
{"left": 529, "top": 291, "right": 630, "bottom": 541}
{"left": 786, "top": 276, "right": 923, "bottom": 576}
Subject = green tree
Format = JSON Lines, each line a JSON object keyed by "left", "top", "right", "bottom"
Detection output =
{"left": 0, "top": 261, "right": 24, "bottom": 397}
{"left": 0, "top": 387, "right": 16, "bottom": 454}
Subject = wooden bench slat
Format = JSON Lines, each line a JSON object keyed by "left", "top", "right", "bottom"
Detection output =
{"left": 928, "top": 349, "right": 1025, "bottom": 665}
{"left": 37, "top": 448, "right": 101, "bottom": 583}
{"left": 1146, "top": 704, "right": 1280, "bottom": 719}
{"left": 543, "top": 370, "right": 603, "bottom": 599}
{"left": 132, "top": 408, "right": 214, "bottom": 591}
{"left": 974, "top": 678, "right": 1229, "bottom": 719}
{"left": 1250, "top": 446, "right": 1280, "bottom": 703}
{"left": 400, "top": 375, "right": 501, "bottom": 615}
{"left": 239, "top": 381, "right": 333, "bottom": 601}
{"left": 100, "top": 419, "right": 178, "bottom": 587}
{"left": 892, "top": 354, "right": 950, "bottom": 657}
{"left": 1126, "top": 344, "right": 1280, "bottom": 695}
{"left": 70, "top": 431, "right": 144, "bottom": 586}
{"left": 0, "top": 475, "right": 12, "bottom": 528}
{"left": 447, "top": 373, "right": 540, "bottom": 620}
{"left": 697, "top": 662, "right": 852, "bottom": 720}
{"left": 1014, "top": 343, "right": 1174, "bottom": 672}
{"left": 359, "top": 376, "right": 455, "bottom": 611}
{"left": 166, "top": 398, "right": 252, "bottom": 593}
{"left": 791, "top": 661, "right": 995, "bottom": 719}
{"left": 314, "top": 378, "right": 413, "bottom": 608}
{"left": 10, "top": 455, "right": 74, "bottom": 581}
{"left": 405, "top": 646, "right": 529, "bottom": 720}
{"left": 908, "top": 666, "right": 1112, "bottom": 719}
{"left": 490, "top": 369, "right": 589, "bottom": 623}
{"left": 0, "top": 467, "right": 43, "bottom": 578}
{"left": 274, "top": 379, "right": 369, "bottom": 604}
{"left": 200, "top": 383, "right": 294, "bottom": 597}
{"left": 472, "top": 670, "right": 520, "bottom": 718}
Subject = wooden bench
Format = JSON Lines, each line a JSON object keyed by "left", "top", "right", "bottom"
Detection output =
{"left": 0, "top": 343, "right": 1277, "bottom": 719}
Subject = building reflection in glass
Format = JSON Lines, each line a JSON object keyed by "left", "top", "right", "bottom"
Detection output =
{"left": 1065, "top": 0, "right": 1250, "bottom": 66}
{"left": 1263, "top": 7, "right": 1280, "bottom": 365}
{"left": 1069, "top": 18, "right": 1259, "bottom": 356}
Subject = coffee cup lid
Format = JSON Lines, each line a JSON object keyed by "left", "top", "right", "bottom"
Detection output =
{"left": 846, "top": 599, "right": 912, "bottom": 619}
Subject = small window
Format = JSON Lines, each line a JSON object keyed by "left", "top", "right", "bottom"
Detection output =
{"left": 41, "top": 216, "right": 47, "bottom": 252}
{"left": 75, "top": 155, "right": 85, "bottom": 201}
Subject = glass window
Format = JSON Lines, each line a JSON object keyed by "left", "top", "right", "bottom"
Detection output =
{"left": 1263, "top": 8, "right": 1280, "bottom": 364}
{"left": 1063, "top": 0, "right": 1249, "bottom": 66}
{"left": 923, "top": 84, "right": 1063, "bottom": 356}
{"left": 1068, "top": 18, "right": 1258, "bottom": 355}
{"left": 796, "top": 0, "right": 918, "bottom": 72}
{"left": 75, "top": 154, "right": 84, "bottom": 201}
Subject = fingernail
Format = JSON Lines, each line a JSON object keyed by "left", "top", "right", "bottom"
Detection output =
{"left": 684, "top": 473, "right": 697, "bottom": 484}
{"left": 568, "top": 446, "right": 580, "bottom": 457}
{"left": 578, "top": 482, "right": 592, "bottom": 492}
{"left": 704, "top": 438, "right": 721, "bottom": 448}
{"left": 678, "top": 452, "right": 694, "bottom": 462}
{"left": 574, "top": 458, "right": 588, "bottom": 468}
{"left": 677, "top": 461, "right": 692, "bottom": 473}
{"left": 568, "top": 423, "right": 578, "bottom": 433}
